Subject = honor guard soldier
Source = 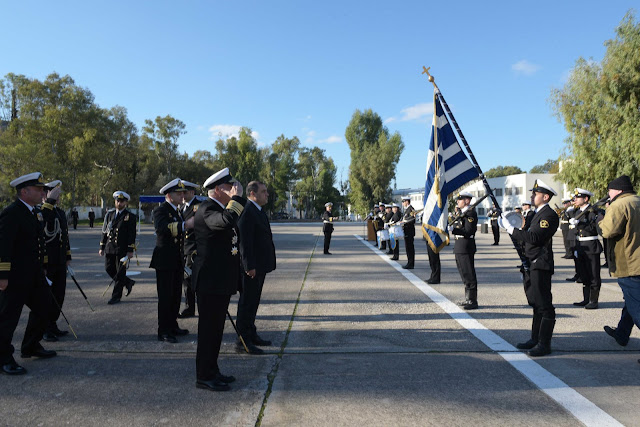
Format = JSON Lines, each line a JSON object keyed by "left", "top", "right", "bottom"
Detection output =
{"left": 322, "top": 202, "right": 335, "bottom": 255}
{"left": 372, "top": 205, "right": 381, "bottom": 247}
{"left": 178, "top": 180, "right": 201, "bottom": 319}
{"left": 100, "top": 191, "right": 137, "bottom": 305}
{"left": 0, "top": 172, "right": 57, "bottom": 376}
{"left": 383, "top": 204, "right": 394, "bottom": 254}
{"left": 487, "top": 207, "right": 500, "bottom": 245}
{"left": 401, "top": 196, "right": 415, "bottom": 269}
{"left": 40, "top": 180, "right": 72, "bottom": 342}
{"left": 501, "top": 179, "right": 559, "bottom": 357}
{"left": 569, "top": 188, "right": 603, "bottom": 309}
{"left": 151, "top": 179, "right": 193, "bottom": 342}
{"left": 565, "top": 197, "right": 582, "bottom": 283}
{"left": 559, "top": 198, "right": 573, "bottom": 259}
{"left": 71, "top": 208, "right": 79, "bottom": 229}
{"left": 522, "top": 202, "right": 534, "bottom": 228}
{"left": 448, "top": 192, "right": 478, "bottom": 310}
{"left": 375, "top": 202, "right": 386, "bottom": 250}
{"left": 88, "top": 208, "right": 96, "bottom": 228}
{"left": 388, "top": 203, "right": 402, "bottom": 261}
{"left": 192, "top": 168, "right": 246, "bottom": 392}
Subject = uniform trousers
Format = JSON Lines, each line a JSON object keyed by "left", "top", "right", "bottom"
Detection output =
{"left": 522, "top": 268, "right": 555, "bottom": 319}
{"left": 427, "top": 244, "right": 441, "bottom": 281}
{"left": 105, "top": 253, "right": 131, "bottom": 299}
{"left": 196, "top": 293, "right": 231, "bottom": 381}
{"left": 182, "top": 256, "right": 196, "bottom": 313}
{"left": 237, "top": 273, "right": 266, "bottom": 340}
{"left": 455, "top": 253, "right": 477, "bottom": 292}
{"left": 323, "top": 231, "right": 332, "bottom": 253}
{"left": 491, "top": 222, "right": 500, "bottom": 244}
{"left": 155, "top": 268, "right": 182, "bottom": 335}
{"left": 391, "top": 239, "right": 400, "bottom": 258}
{"left": 45, "top": 266, "right": 67, "bottom": 326}
{"left": 0, "top": 271, "right": 51, "bottom": 363}
{"left": 404, "top": 236, "right": 415, "bottom": 264}
{"left": 576, "top": 251, "right": 601, "bottom": 290}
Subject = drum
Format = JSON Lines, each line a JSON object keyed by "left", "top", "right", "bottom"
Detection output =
{"left": 504, "top": 211, "right": 525, "bottom": 228}
{"left": 390, "top": 225, "right": 404, "bottom": 240}
{"left": 377, "top": 229, "right": 389, "bottom": 241}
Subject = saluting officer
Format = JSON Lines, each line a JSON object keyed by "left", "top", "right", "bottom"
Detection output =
{"left": 192, "top": 168, "right": 246, "bottom": 392}
{"left": 0, "top": 172, "right": 56, "bottom": 376}
{"left": 100, "top": 191, "right": 137, "bottom": 305}
{"left": 487, "top": 207, "right": 500, "bottom": 245}
{"left": 569, "top": 188, "right": 603, "bottom": 309}
{"left": 150, "top": 179, "right": 194, "bottom": 343}
{"left": 501, "top": 179, "right": 559, "bottom": 357}
{"left": 322, "top": 202, "right": 335, "bottom": 255}
{"left": 401, "top": 196, "right": 415, "bottom": 269}
{"left": 178, "top": 180, "right": 201, "bottom": 319}
{"left": 40, "top": 180, "right": 72, "bottom": 342}
{"left": 449, "top": 192, "right": 478, "bottom": 310}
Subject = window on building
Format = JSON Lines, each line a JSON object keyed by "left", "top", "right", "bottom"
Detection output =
{"left": 494, "top": 188, "right": 503, "bottom": 197}
{"left": 477, "top": 208, "right": 485, "bottom": 215}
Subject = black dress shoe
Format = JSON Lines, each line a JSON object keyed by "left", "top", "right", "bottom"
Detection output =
{"left": 402, "top": 264, "right": 414, "bottom": 269}
{"left": 463, "top": 301, "right": 479, "bottom": 310}
{"left": 604, "top": 326, "right": 629, "bottom": 346}
{"left": 177, "top": 309, "right": 195, "bottom": 319}
{"left": 50, "top": 325, "right": 68, "bottom": 336}
{"left": 324, "top": 252, "right": 332, "bottom": 255}
{"left": 43, "top": 332, "right": 58, "bottom": 342}
{"left": 573, "top": 300, "right": 588, "bottom": 307}
{"left": 216, "top": 372, "right": 236, "bottom": 383}
{"left": 21, "top": 348, "right": 57, "bottom": 359}
{"left": 107, "top": 297, "right": 121, "bottom": 305}
{"left": 171, "top": 328, "right": 189, "bottom": 336}
{"left": 561, "top": 255, "right": 573, "bottom": 259}
{"left": 125, "top": 279, "right": 135, "bottom": 296}
{"left": 390, "top": 256, "right": 399, "bottom": 261}
{"left": 252, "top": 335, "right": 272, "bottom": 346}
{"left": 491, "top": 243, "right": 499, "bottom": 246}
{"left": 516, "top": 339, "right": 538, "bottom": 350}
{"left": 457, "top": 299, "right": 471, "bottom": 307}
{"left": 2, "top": 361, "right": 26, "bottom": 375}
{"left": 157, "top": 334, "right": 177, "bottom": 343}
{"left": 236, "top": 340, "right": 264, "bottom": 354}
{"left": 196, "top": 379, "right": 231, "bottom": 392}
{"left": 566, "top": 275, "right": 578, "bottom": 282}
{"left": 426, "top": 278, "right": 440, "bottom": 284}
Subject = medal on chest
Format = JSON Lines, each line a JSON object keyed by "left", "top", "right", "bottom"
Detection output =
{"left": 231, "top": 230, "right": 238, "bottom": 256}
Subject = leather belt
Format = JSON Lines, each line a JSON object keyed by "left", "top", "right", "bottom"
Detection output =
{"left": 577, "top": 236, "right": 599, "bottom": 241}
{"left": 454, "top": 235, "right": 474, "bottom": 240}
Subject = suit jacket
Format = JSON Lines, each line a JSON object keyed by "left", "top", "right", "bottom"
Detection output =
{"left": 451, "top": 208, "right": 477, "bottom": 254}
{"left": 191, "top": 196, "right": 247, "bottom": 295}
{"left": 182, "top": 197, "right": 201, "bottom": 260}
{"left": 402, "top": 206, "right": 416, "bottom": 237}
{"left": 100, "top": 208, "right": 137, "bottom": 256}
{"left": 150, "top": 201, "right": 184, "bottom": 271}
{"left": 0, "top": 199, "right": 47, "bottom": 284}
{"left": 41, "top": 200, "right": 71, "bottom": 268}
{"left": 238, "top": 201, "right": 276, "bottom": 275}
{"left": 511, "top": 204, "right": 559, "bottom": 273}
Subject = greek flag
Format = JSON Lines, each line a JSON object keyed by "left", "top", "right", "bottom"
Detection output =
{"left": 422, "top": 89, "right": 479, "bottom": 253}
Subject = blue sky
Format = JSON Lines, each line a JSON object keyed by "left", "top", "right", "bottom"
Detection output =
{"left": 2, "top": 1, "right": 637, "bottom": 189}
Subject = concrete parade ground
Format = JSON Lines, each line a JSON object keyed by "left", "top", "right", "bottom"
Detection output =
{"left": 1, "top": 223, "right": 639, "bottom": 426}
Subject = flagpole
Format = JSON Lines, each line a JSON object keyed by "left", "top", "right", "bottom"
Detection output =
{"left": 422, "top": 67, "right": 530, "bottom": 270}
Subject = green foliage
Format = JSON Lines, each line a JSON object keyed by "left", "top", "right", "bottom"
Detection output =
{"left": 141, "top": 115, "right": 186, "bottom": 177}
{"left": 484, "top": 165, "right": 524, "bottom": 178}
{"left": 346, "top": 109, "right": 404, "bottom": 215}
{"left": 551, "top": 11, "right": 640, "bottom": 194}
{"left": 294, "top": 147, "right": 339, "bottom": 218}
{"left": 529, "top": 159, "right": 560, "bottom": 174}
{"left": 213, "top": 127, "right": 263, "bottom": 186}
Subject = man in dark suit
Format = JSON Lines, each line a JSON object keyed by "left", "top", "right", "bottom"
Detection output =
{"left": 192, "top": 168, "right": 246, "bottom": 392}
{"left": 178, "top": 181, "right": 201, "bottom": 319}
{"left": 99, "top": 191, "right": 137, "bottom": 305}
{"left": 40, "top": 180, "right": 72, "bottom": 342}
{"left": 88, "top": 208, "right": 96, "bottom": 228}
{"left": 322, "top": 202, "right": 335, "bottom": 254}
{"left": 236, "top": 181, "right": 276, "bottom": 354}
{"left": 0, "top": 172, "right": 56, "bottom": 376}
{"left": 401, "top": 196, "right": 415, "bottom": 269}
{"left": 71, "top": 208, "right": 79, "bottom": 229}
{"left": 150, "top": 178, "right": 193, "bottom": 343}
{"left": 502, "top": 179, "right": 559, "bottom": 357}
{"left": 449, "top": 192, "right": 478, "bottom": 310}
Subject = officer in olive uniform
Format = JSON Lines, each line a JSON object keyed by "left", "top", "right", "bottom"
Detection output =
{"left": 150, "top": 179, "right": 193, "bottom": 343}
{"left": 0, "top": 172, "right": 56, "bottom": 376}
{"left": 559, "top": 198, "right": 573, "bottom": 258}
{"left": 178, "top": 180, "right": 201, "bottom": 319}
{"left": 401, "top": 196, "right": 415, "bottom": 269}
{"left": 388, "top": 203, "right": 402, "bottom": 261}
{"left": 501, "top": 179, "right": 559, "bottom": 357}
{"left": 40, "top": 180, "right": 72, "bottom": 342}
{"left": 487, "top": 207, "right": 500, "bottom": 245}
{"left": 100, "top": 191, "right": 137, "bottom": 305}
{"left": 192, "top": 168, "right": 247, "bottom": 392}
{"left": 569, "top": 188, "right": 603, "bottom": 309}
{"left": 449, "top": 192, "right": 478, "bottom": 310}
{"left": 322, "top": 202, "right": 335, "bottom": 255}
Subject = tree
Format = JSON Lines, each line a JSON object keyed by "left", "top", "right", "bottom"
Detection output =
{"left": 346, "top": 109, "right": 404, "bottom": 215}
{"left": 294, "top": 147, "right": 338, "bottom": 218}
{"left": 213, "top": 127, "right": 263, "bottom": 186}
{"left": 141, "top": 115, "right": 186, "bottom": 177}
{"left": 484, "top": 165, "right": 524, "bottom": 178}
{"left": 264, "top": 135, "right": 299, "bottom": 212}
{"left": 529, "top": 159, "right": 560, "bottom": 174}
{"left": 551, "top": 11, "right": 640, "bottom": 193}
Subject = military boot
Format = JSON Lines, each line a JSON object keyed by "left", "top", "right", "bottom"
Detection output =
{"left": 585, "top": 287, "right": 600, "bottom": 310}
{"left": 517, "top": 315, "right": 541, "bottom": 349}
{"left": 463, "top": 288, "right": 478, "bottom": 310}
{"left": 573, "top": 285, "right": 589, "bottom": 306}
{"left": 528, "top": 318, "right": 555, "bottom": 357}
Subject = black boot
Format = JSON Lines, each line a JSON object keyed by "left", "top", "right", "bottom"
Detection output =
{"left": 463, "top": 288, "right": 478, "bottom": 310}
{"left": 457, "top": 289, "right": 471, "bottom": 306}
{"left": 573, "top": 286, "right": 589, "bottom": 306}
{"left": 585, "top": 287, "right": 600, "bottom": 309}
{"left": 528, "top": 318, "right": 555, "bottom": 357}
{"left": 517, "top": 315, "right": 541, "bottom": 349}
{"left": 402, "top": 263, "right": 414, "bottom": 269}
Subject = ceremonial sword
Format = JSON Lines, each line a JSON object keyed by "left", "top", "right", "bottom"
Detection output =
{"left": 67, "top": 266, "right": 94, "bottom": 311}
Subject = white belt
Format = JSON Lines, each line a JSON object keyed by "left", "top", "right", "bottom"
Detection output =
{"left": 323, "top": 220, "right": 331, "bottom": 224}
{"left": 454, "top": 235, "right": 474, "bottom": 240}
{"left": 577, "top": 236, "right": 599, "bottom": 241}
{"left": 560, "top": 220, "right": 569, "bottom": 224}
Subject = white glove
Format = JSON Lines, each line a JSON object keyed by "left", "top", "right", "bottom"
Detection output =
{"left": 569, "top": 218, "right": 579, "bottom": 226}
{"left": 447, "top": 225, "right": 453, "bottom": 234}
{"left": 45, "top": 277, "right": 53, "bottom": 287}
{"left": 498, "top": 213, "right": 515, "bottom": 234}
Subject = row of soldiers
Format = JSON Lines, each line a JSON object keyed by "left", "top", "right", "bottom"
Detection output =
{"left": 372, "top": 197, "right": 417, "bottom": 268}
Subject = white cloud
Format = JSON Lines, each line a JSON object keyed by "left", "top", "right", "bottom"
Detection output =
{"left": 385, "top": 102, "right": 433, "bottom": 124}
{"left": 512, "top": 60, "right": 541, "bottom": 76}
{"left": 318, "top": 135, "right": 342, "bottom": 144}
{"left": 208, "top": 124, "right": 260, "bottom": 142}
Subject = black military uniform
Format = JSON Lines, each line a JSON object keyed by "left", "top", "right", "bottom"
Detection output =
{"left": 508, "top": 180, "right": 559, "bottom": 357}
{"left": 100, "top": 195, "right": 137, "bottom": 304}
{"left": 41, "top": 190, "right": 72, "bottom": 341}
{"left": 384, "top": 207, "right": 394, "bottom": 254}
{"left": 426, "top": 243, "right": 441, "bottom": 284}
{"left": 71, "top": 209, "right": 79, "bottom": 230}
{"left": 193, "top": 168, "right": 246, "bottom": 392}
{"left": 375, "top": 204, "right": 386, "bottom": 250}
{"left": 451, "top": 198, "right": 478, "bottom": 309}
{"left": 564, "top": 205, "right": 582, "bottom": 282}
{"left": 88, "top": 209, "right": 95, "bottom": 228}
{"left": 389, "top": 206, "right": 402, "bottom": 261}
{"left": 560, "top": 204, "right": 572, "bottom": 258}
{"left": 571, "top": 193, "right": 603, "bottom": 309}
{"left": 0, "top": 173, "right": 56, "bottom": 376}
{"left": 487, "top": 208, "right": 500, "bottom": 245}
{"left": 322, "top": 204, "right": 334, "bottom": 255}
{"left": 402, "top": 200, "right": 416, "bottom": 269}
{"left": 150, "top": 181, "right": 188, "bottom": 342}
{"left": 179, "top": 192, "right": 200, "bottom": 318}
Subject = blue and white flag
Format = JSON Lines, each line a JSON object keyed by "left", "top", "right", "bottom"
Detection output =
{"left": 422, "top": 89, "right": 479, "bottom": 253}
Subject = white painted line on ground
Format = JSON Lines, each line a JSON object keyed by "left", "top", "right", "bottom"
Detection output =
{"left": 355, "top": 235, "right": 622, "bottom": 427}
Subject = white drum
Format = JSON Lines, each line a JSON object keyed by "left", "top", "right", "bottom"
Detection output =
{"left": 390, "top": 225, "right": 404, "bottom": 240}
{"left": 377, "top": 229, "right": 390, "bottom": 241}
